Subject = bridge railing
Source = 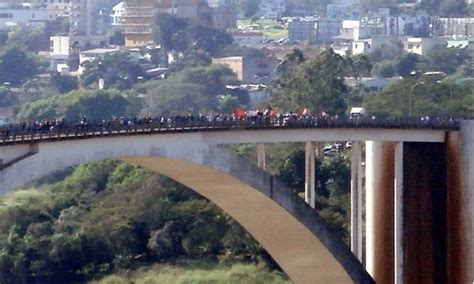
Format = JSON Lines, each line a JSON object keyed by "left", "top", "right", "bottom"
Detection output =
{"left": 0, "top": 116, "right": 460, "bottom": 145}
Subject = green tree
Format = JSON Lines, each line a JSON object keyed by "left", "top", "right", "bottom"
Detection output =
{"left": 373, "top": 60, "right": 395, "bottom": 78}
{"left": 109, "top": 29, "right": 125, "bottom": 46}
{"left": 417, "top": 48, "right": 470, "bottom": 75}
{"left": 0, "top": 47, "right": 39, "bottom": 85}
{"left": 7, "top": 26, "right": 50, "bottom": 52}
{"left": 16, "top": 89, "right": 134, "bottom": 121}
{"left": 81, "top": 52, "right": 145, "bottom": 89}
{"left": 350, "top": 54, "right": 373, "bottom": 78}
{"left": 364, "top": 79, "right": 474, "bottom": 118}
{"left": 276, "top": 48, "right": 349, "bottom": 115}
{"left": 395, "top": 53, "right": 422, "bottom": 78}
{"left": 276, "top": 49, "right": 305, "bottom": 77}
{"left": 51, "top": 73, "right": 78, "bottom": 94}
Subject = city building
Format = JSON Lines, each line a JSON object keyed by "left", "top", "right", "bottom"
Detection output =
{"left": 0, "top": 8, "right": 49, "bottom": 29}
{"left": 122, "top": 0, "right": 155, "bottom": 47}
{"left": 431, "top": 17, "right": 474, "bottom": 38}
{"left": 447, "top": 39, "right": 474, "bottom": 50}
{"left": 35, "top": 0, "right": 71, "bottom": 17}
{"left": 345, "top": 76, "right": 402, "bottom": 93}
{"left": 339, "top": 18, "right": 385, "bottom": 41}
{"left": 385, "top": 12, "right": 430, "bottom": 37}
{"left": 207, "top": 0, "right": 237, "bottom": 30}
{"left": 50, "top": 36, "right": 70, "bottom": 71}
{"left": 352, "top": 36, "right": 394, "bottom": 55}
{"left": 258, "top": 0, "right": 286, "bottom": 19}
{"left": 157, "top": 0, "right": 212, "bottom": 26}
{"left": 403, "top": 37, "right": 445, "bottom": 56}
{"left": 316, "top": 19, "right": 341, "bottom": 43}
{"left": 212, "top": 55, "right": 280, "bottom": 83}
{"left": 78, "top": 47, "right": 120, "bottom": 73}
{"left": 289, "top": 18, "right": 317, "bottom": 44}
{"left": 230, "top": 31, "right": 264, "bottom": 47}
{"left": 326, "top": 2, "right": 361, "bottom": 21}
{"left": 69, "top": 0, "right": 118, "bottom": 48}
{"left": 110, "top": 1, "right": 125, "bottom": 25}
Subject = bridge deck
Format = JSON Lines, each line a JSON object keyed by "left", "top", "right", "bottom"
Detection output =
{"left": 0, "top": 118, "right": 459, "bottom": 146}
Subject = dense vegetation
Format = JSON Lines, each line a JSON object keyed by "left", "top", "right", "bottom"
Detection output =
{"left": 0, "top": 146, "right": 354, "bottom": 283}
{"left": 92, "top": 262, "right": 289, "bottom": 283}
{"left": 0, "top": 161, "right": 279, "bottom": 283}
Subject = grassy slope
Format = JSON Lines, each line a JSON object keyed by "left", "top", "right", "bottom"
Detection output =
{"left": 237, "top": 19, "right": 288, "bottom": 40}
{"left": 90, "top": 262, "right": 289, "bottom": 284}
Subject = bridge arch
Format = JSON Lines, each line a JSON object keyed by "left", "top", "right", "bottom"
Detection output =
{"left": 0, "top": 133, "right": 373, "bottom": 283}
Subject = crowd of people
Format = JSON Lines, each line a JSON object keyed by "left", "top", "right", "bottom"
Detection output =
{"left": 0, "top": 108, "right": 460, "bottom": 142}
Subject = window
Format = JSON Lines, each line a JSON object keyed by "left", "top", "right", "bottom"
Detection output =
{"left": 0, "top": 13, "right": 12, "bottom": 18}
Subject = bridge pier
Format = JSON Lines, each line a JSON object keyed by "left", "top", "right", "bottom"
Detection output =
{"left": 394, "top": 142, "right": 403, "bottom": 284}
{"left": 460, "top": 120, "right": 474, "bottom": 282}
{"left": 446, "top": 120, "right": 474, "bottom": 283}
{"left": 365, "top": 141, "right": 395, "bottom": 283}
{"left": 350, "top": 141, "right": 363, "bottom": 261}
{"left": 305, "top": 141, "right": 316, "bottom": 208}
{"left": 366, "top": 133, "right": 474, "bottom": 284}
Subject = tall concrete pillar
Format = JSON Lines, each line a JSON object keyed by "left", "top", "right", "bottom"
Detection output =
{"left": 458, "top": 120, "right": 474, "bottom": 282}
{"left": 394, "top": 142, "right": 403, "bottom": 284}
{"left": 351, "top": 141, "right": 363, "bottom": 261}
{"left": 365, "top": 141, "right": 395, "bottom": 284}
{"left": 257, "top": 143, "right": 266, "bottom": 170}
{"left": 403, "top": 142, "right": 447, "bottom": 283}
{"left": 446, "top": 129, "right": 471, "bottom": 283}
{"left": 305, "top": 141, "right": 315, "bottom": 208}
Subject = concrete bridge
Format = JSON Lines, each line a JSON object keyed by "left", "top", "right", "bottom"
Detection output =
{"left": 0, "top": 121, "right": 472, "bottom": 283}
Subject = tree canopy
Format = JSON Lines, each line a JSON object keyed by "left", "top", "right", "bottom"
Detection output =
{"left": 0, "top": 160, "right": 274, "bottom": 283}
{"left": 363, "top": 79, "right": 474, "bottom": 118}
{"left": 276, "top": 48, "right": 350, "bottom": 115}
{"left": 0, "top": 47, "right": 39, "bottom": 85}
{"left": 137, "top": 64, "right": 248, "bottom": 115}
{"left": 154, "top": 14, "right": 233, "bottom": 55}
{"left": 81, "top": 52, "right": 146, "bottom": 89}
{"left": 16, "top": 89, "right": 135, "bottom": 121}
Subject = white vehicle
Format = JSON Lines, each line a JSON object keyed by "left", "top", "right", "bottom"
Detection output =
{"left": 349, "top": 107, "right": 367, "bottom": 119}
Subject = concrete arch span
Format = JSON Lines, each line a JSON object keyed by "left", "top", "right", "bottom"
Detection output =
{"left": 0, "top": 134, "right": 373, "bottom": 283}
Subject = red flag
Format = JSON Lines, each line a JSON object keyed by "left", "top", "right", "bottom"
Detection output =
{"left": 232, "top": 108, "right": 246, "bottom": 118}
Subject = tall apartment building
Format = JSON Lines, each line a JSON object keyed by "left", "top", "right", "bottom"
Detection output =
{"left": 207, "top": 0, "right": 236, "bottom": 29}
{"left": 123, "top": 0, "right": 155, "bottom": 47}
{"left": 289, "top": 18, "right": 317, "bottom": 44}
{"left": 158, "top": 0, "right": 237, "bottom": 29}
{"left": 69, "top": 0, "right": 119, "bottom": 47}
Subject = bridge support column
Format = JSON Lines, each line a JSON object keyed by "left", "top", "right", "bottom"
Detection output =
{"left": 365, "top": 141, "right": 395, "bottom": 284}
{"left": 257, "top": 143, "right": 266, "bottom": 170}
{"left": 459, "top": 121, "right": 474, "bottom": 282}
{"left": 305, "top": 141, "right": 315, "bottom": 208}
{"left": 394, "top": 142, "right": 403, "bottom": 284}
{"left": 350, "top": 141, "right": 363, "bottom": 261}
{"left": 446, "top": 121, "right": 474, "bottom": 283}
